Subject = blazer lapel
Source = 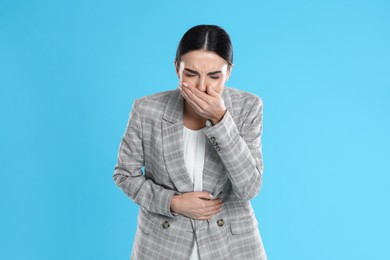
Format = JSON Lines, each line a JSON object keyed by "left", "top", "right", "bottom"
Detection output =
{"left": 162, "top": 88, "right": 194, "bottom": 192}
{"left": 162, "top": 87, "right": 234, "bottom": 194}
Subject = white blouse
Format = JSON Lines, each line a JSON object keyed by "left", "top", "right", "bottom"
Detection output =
{"left": 183, "top": 125, "right": 206, "bottom": 260}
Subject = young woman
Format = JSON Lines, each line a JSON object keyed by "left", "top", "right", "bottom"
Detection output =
{"left": 113, "top": 24, "right": 267, "bottom": 259}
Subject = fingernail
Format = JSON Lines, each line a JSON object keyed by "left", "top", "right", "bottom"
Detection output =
{"left": 209, "top": 194, "right": 214, "bottom": 198}
{"left": 183, "top": 82, "right": 188, "bottom": 87}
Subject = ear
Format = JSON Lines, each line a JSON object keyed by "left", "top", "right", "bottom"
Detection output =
{"left": 225, "top": 64, "right": 233, "bottom": 82}
{"left": 174, "top": 60, "right": 180, "bottom": 79}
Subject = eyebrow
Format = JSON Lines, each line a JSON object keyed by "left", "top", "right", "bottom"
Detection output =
{"left": 184, "top": 68, "right": 222, "bottom": 75}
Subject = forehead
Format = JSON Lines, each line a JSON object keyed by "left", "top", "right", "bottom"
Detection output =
{"left": 180, "top": 50, "right": 227, "bottom": 71}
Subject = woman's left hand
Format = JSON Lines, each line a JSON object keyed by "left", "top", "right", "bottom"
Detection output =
{"left": 179, "top": 81, "right": 227, "bottom": 125}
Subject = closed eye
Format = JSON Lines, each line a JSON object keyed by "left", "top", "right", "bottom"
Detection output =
{"left": 184, "top": 73, "right": 196, "bottom": 77}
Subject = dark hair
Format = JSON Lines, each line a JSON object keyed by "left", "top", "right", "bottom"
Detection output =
{"left": 175, "top": 25, "right": 233, "bottom": 68}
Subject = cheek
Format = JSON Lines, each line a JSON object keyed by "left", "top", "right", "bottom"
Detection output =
{"left": 212, "top": 79, "right": 225, "bottom": 94}
{"left": 181, "top": 75, "right": 198, "bottom": 85}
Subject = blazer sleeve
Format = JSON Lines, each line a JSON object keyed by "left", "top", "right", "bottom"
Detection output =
{"left": 203, "top": 96, "right": 264, "bottom": 200}
{"left": 112, "top": 99, "right": 179, "bottom": 219}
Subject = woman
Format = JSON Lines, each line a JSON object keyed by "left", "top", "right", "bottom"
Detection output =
{"left": 113, "top": 25, "right": 267, "bottom": 259}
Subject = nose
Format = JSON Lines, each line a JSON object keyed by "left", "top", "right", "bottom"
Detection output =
{"left": 197, "top": 77, "right": 208, "bottom": 92}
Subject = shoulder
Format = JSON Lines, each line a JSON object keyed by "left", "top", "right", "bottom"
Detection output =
{"left": 225, "top": 87, "right": 263, "bottom": 115}
{"left": 131, "top": 89, "right": 174, "bottom": 118}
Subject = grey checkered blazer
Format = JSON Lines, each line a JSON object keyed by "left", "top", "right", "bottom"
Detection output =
{"left": 113, "top": 86, "right": 267, "bottom": 259}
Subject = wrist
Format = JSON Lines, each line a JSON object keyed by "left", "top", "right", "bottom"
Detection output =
{"left": 211, "top": 108, "right": 227, "bottom": 125}
{"left": 170, "top": 194, "right": 181, "bottom": 214}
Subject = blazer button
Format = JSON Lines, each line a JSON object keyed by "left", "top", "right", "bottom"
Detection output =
{"left": 216, "top": 147, "right": 221, "bottom": 151}
{"left": 210, "top": 137, "right": 216, "bottom": 142}
{"left": 217, "top": 219, "right": 224, "bottom": 227}
{"left": 162, "top": 221, "right": 170, "bottom": 229}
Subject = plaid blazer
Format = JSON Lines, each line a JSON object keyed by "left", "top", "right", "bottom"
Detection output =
{"left": 113, "top": 86, "right": 267, "bottom": 259}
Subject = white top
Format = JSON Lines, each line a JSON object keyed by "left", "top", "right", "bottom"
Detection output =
{"left": 183, "top": 126, "right": 206, "bottom": 260}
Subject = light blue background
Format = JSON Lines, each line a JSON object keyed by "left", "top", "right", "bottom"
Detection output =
{"left": 1, "top": 0, "right": 389, "bottom": 259}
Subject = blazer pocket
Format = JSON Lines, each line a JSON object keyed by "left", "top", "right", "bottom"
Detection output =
{"left": 230, "top": 215, "right": 259, "bottom": 235}
{"left": 138, "top": 207, "right": 157, "bottom": 235}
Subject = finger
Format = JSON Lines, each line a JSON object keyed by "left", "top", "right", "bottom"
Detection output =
{"left": 181, "top": 88, "right": 205, "bottom": 114}
{"left": 182, "top": 82, "right": 211, "bottom": 103}
{"left": 198, "top": 207, "right": 222, "bottom": 220}
{"left": 206, "top": 207, "right": 223, "bottom": 216}
{"left": 182, "top": 90, "right": 205, "bottom": 115}
{"left": 180, "top": 81, "right": 194, "bottom": 91}
{"left": 198, "top": 214, "right": 216, "bottom": 220}
{"left": 181, "top": 85, "right": 208, "bottom": 109}
{"left": 199, "top": 199, "right": 223, "bottom": 209}
{"left": 179, "top": 86, "right": 193, "bottom": 104}
{"left": 198, "top": 215, "right": 213, "bottom": 220}
{"left": 184, "top": 83, "right": 213, "bottom": 103}
{"left": 202, "top": 203, "right": 223, "bottom": 214}
{"left": 206, "top": 85, "right": 219, "bottom": 98}
{"left": 196, "top": 203, "right": 223, "bottom": 219}
{"left": 196, "top": 192, "right": 214, "bottom": 199}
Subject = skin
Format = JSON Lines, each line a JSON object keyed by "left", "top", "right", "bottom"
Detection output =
{"left": 170, "top": 50, "right": 233, "bottom": 220}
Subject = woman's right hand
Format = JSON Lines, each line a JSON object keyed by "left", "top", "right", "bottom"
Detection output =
{"left": 170, "top": 192, "right": 223, "bottom": 220}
